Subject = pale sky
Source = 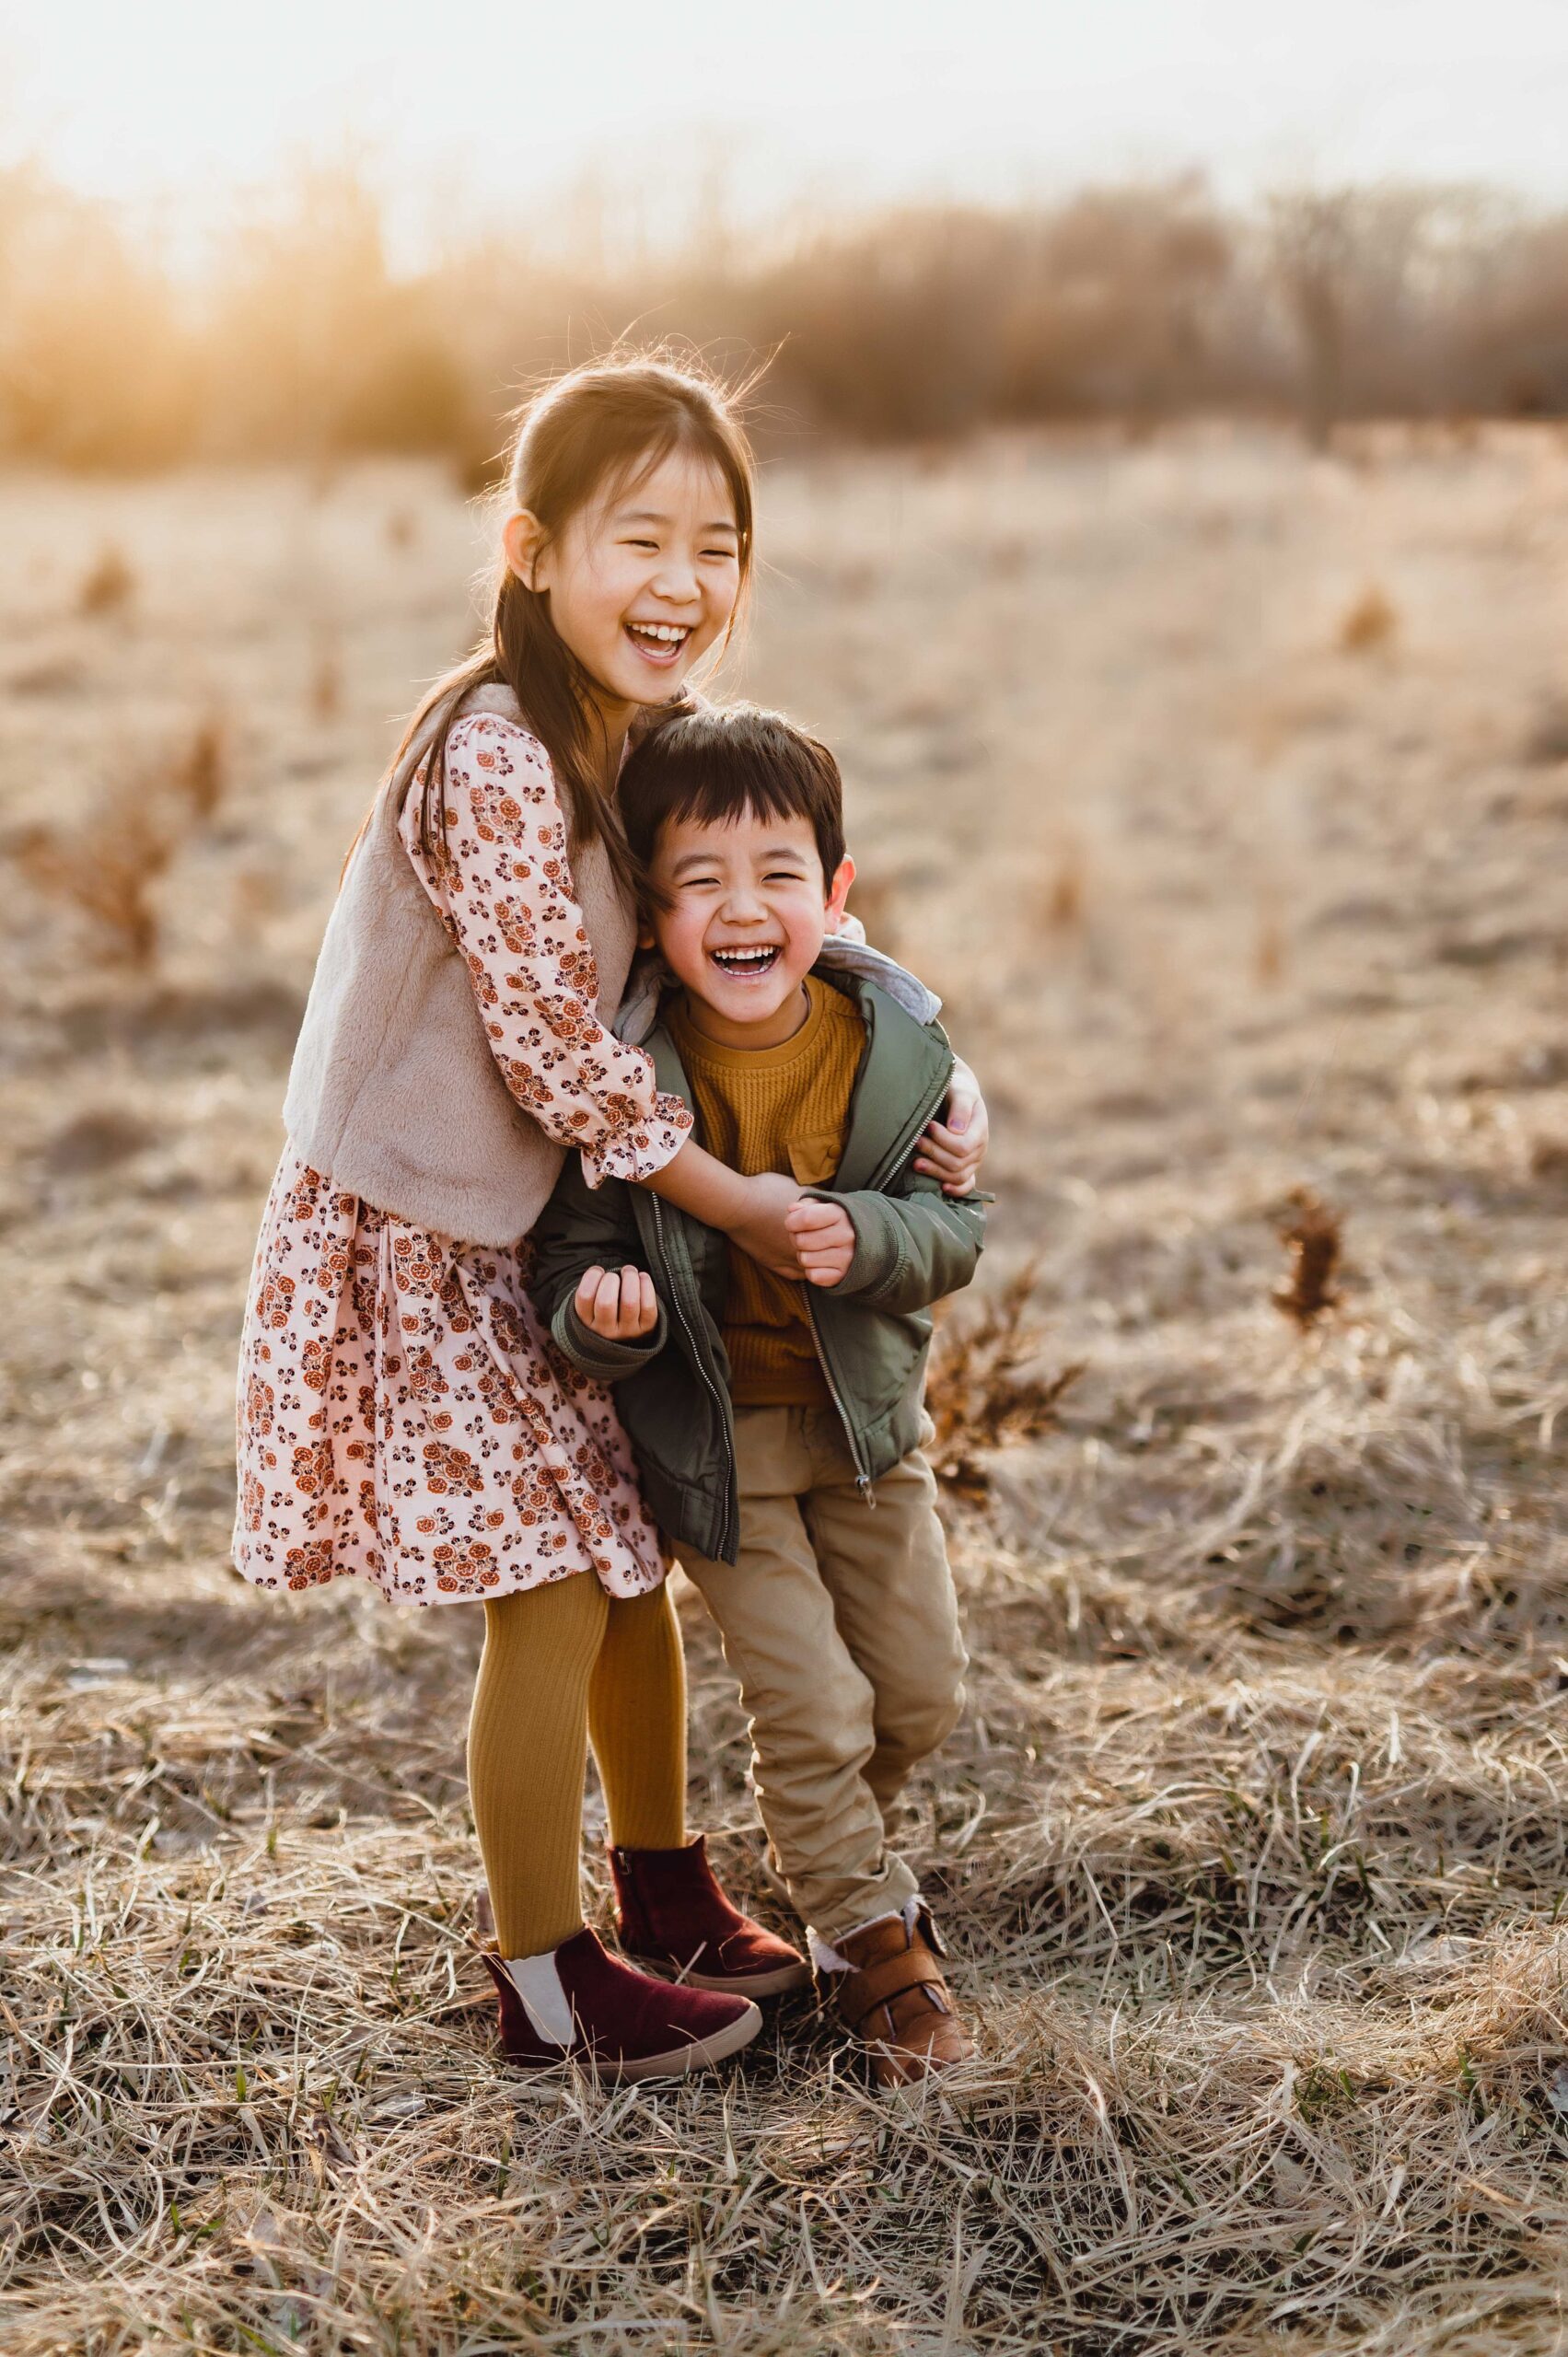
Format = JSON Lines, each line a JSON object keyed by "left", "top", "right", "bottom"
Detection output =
{"left": 7, "top": 0, "right": 1568, "bottom": 238}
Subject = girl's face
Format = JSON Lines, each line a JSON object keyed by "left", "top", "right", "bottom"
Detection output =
{"left": 505, "top": 447, "right": 743, "bottom": 722}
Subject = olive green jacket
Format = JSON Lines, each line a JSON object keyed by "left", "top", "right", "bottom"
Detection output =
{"left": 528, "top": 972, "right": 987, "bottom": 1564}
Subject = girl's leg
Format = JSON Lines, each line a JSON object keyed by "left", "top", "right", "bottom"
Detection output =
{"left": 588, "top": 1580, "right": 688, "bottom": 1849}
{"left": 468, "top": 1573, "right": 608, "bottom": 1957}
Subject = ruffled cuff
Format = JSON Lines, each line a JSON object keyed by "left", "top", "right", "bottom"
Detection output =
{"left": 579, "top": 1092, "right": 693, "bottom": 1190}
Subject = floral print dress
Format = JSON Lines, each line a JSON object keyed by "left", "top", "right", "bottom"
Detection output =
{"left": 233, "top": 714, "right": 693, "bottom": 1608}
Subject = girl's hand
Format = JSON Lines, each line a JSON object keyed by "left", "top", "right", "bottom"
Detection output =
{"left": 785, "top": 1197, "right": 857, "bottom": 1287}
{"left": 724, "top": 1170, "right": 807, "bottom": 1279}
{"left": 913, "top": 1056, "right": 988, "bottom": 1196}
{"left": 575, "top": 1264, "right": 660, "bottom": 1341}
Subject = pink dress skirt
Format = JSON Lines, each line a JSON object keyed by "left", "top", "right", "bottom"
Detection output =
{"left": 233, "top": 712, "right": 692, "bottom": 1608}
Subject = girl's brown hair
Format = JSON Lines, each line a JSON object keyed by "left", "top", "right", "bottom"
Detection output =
{"left": 393, "top": 352, "right": 756, "bottom": 890}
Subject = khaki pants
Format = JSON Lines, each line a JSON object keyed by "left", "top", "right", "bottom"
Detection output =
{"left": 677, "top": 1403, "right": 968, "bottom": 1943}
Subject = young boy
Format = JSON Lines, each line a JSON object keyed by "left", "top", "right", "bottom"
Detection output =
{"left": 529, "top": 704, "right": 986, "bottom": 2085}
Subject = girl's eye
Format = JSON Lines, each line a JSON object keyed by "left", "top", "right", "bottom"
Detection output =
{"left": 624, "top": 537, "right": 660, "bottom": 552}
{"left": 702, "top": 547, "right": 738, "bottom": 561}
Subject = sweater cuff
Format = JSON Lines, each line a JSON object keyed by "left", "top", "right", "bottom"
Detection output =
{"left": 826, "top": 1192, "right": 907, "bottom": 1301}
{"left": 553, "top": 1296, "right": 668, "bottom": 1378}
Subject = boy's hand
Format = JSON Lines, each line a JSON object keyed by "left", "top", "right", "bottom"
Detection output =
{"left": 784, "top": 1197, "right": 857, "bottom": 1287}
{"left": 575, "top": 1264, "right": 660, "bottom": 1340}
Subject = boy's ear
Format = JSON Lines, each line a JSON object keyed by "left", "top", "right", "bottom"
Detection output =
{"left": 636, "top": 916, "right": 658, "bottom": 951}
{"left": 502, "top": 509, "right": 547, "bottom": 589}
{"left": 823, "top": 854, "right": 856, "bottom": 934}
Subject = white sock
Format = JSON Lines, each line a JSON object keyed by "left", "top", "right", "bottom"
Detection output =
{"left": 810, "top": 1892, "right": 923, "bottom": 1974}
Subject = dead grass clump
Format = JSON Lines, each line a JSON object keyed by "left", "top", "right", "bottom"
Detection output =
{"left": 17, "top": 793, "right": 179, "bottom": 968}
{"left": 927, "top": 1262, "right": 1085, "bottom": 1492}
{"left": 1273, "top": 1186, "right": 1343, "bottom": 1327}
{"left": 44, "top": 1107, "right": 154, "bottom": 1176}
{"left": 1526, "top": 1132, "right": 1568, "bottom": 1186}
{"left": 16, "top": 719, "right": 228, "bottom": 969}
{"left": 1521, "top": 696, "right": 1568, "bottom": 765}
{"left": 77, "top": 540, "right": 135, "bottom": 616}
{"left": 1337, "top": 584, "right": 1399, "bottom": 654}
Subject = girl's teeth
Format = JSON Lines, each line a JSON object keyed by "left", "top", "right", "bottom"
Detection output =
{"left": 630, "top": 623, "right": 689, "bottom": 643}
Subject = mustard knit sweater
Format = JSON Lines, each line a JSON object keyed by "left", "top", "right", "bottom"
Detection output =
{"left": 667, "top": 979, "right": 863, "bottom": 1406}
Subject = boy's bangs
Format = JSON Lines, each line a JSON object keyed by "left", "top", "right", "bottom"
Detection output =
{"left": 620, "top": 707, "right": 846, "bottom": 891}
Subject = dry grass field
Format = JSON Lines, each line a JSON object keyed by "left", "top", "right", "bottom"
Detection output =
{"left": 4, "top": 424, "right": 1568, "bottom": 2354}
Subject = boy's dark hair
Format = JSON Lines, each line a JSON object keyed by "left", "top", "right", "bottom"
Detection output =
{"left": 619, "top": 702, "right": 845, "bottom": 898}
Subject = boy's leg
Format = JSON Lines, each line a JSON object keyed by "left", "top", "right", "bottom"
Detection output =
{"left": 676, "top": 1407, "right": 922, "bottom": 1942}
{"left": 798, "top": 1412, "right": 969, "bottom": 1833}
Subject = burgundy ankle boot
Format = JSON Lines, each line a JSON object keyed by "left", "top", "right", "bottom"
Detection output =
{"left": 480, "top": 1925, "right": 761, "bottom": 2082}
{"left": 609, "top": 1833, "right": 811, "bottom": 1997}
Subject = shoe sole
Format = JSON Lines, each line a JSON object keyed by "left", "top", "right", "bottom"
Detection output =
{"left": 608, "top": 1998, "right": 764, "bottom": 2082}
{"left": 630, "top": 1953, "right": 813, "bottom": 1999}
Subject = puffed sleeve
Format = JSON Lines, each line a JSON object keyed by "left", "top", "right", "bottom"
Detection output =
{"left": 401, "top": 711, "right": 692, "bottom": 1188}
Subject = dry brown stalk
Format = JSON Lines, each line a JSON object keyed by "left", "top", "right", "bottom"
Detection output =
{"left": 310, "top": 643, "right": 343, "bottom": 722}
{"left": 168, "top": 716, "right": 229, "bottom": 823}
{"left": 77, "top": 541, "right": 135, "bottom": 616}
{"left": 927, "top": 1260, "right": 1085, "bottom": 1492}
{"left": 1273, "top": 1185, "right": 1343, "bottom": 1327}
{"left": 1338, "top": 584, "right": 1399, "bottom": 653}
{"left": 1042, "top": 841, "right": 1086, "bottom": 931}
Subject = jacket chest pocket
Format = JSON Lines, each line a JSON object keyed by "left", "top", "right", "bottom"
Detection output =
{"left": 786, "top": 1132, "right": 842, "bottom": 1188}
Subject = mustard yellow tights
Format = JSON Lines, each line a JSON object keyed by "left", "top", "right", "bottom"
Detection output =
{"left": 467, "top": 1573, "right": 688, "bottom": 1957}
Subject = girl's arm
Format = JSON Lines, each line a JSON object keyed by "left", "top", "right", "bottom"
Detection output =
{"left": 640, "top": 1145, "right": 804, "bottom": 1280}
{"left": 407, "top": 714, "right": 803, "bottom": 1271}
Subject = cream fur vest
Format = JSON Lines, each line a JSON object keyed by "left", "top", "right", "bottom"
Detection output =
{"left": 282, "top": 682, "right": 635, "bottom": 1248}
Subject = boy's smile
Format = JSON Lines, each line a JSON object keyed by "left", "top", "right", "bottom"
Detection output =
{"left": 643, "top": 809, "right": 854, "bottom": 1051}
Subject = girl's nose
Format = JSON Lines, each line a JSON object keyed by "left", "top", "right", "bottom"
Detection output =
{"left": 649, "top": 551, "right": 701, "bottom": 606}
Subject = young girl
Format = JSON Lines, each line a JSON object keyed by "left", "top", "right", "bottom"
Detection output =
{"left": 235, "top": 354, "right": 988, "bottom": 2084}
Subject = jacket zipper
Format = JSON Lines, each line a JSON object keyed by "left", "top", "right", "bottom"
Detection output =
{"left": 649, "top": 1195, "right": 739, "bottom": 1562}
{"left": 805, "top": 1057, "right": 954, "bottom": 1504}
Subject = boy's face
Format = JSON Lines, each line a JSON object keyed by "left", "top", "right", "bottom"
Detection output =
{"left": 642, "top": 807, "right": 854, "bottom": 1046}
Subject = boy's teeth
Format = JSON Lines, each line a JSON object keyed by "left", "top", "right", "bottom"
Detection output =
{"left": 713, "top": 946, "right": 778, "bottom": 968}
